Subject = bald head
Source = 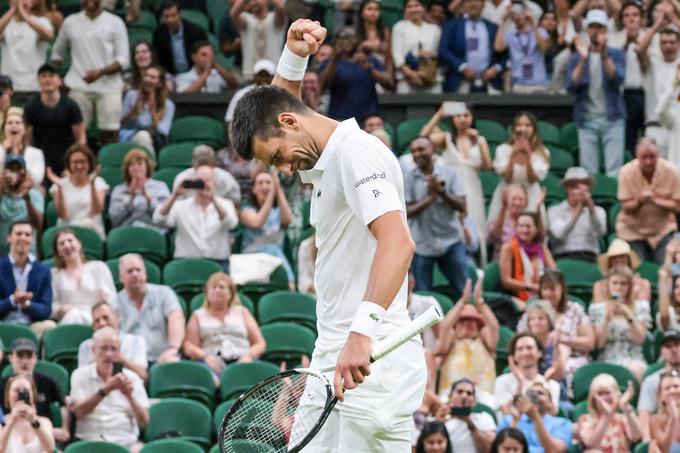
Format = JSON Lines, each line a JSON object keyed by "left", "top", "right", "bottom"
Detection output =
{"left": 636, "top": 137, "right": 659, "bottom": 175}
{"left": 119, "top": 253, "right": 147, "bottom": 294}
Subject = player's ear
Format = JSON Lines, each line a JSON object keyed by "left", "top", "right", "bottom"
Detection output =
{"left": 278, "top": 112, "right": 300, "bottom": 132}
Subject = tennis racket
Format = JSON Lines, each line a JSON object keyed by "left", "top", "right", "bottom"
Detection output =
{"left": 218, "top": 305, "right": 442, "bottom": 453}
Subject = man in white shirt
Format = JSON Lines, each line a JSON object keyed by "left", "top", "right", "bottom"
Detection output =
{"left": 230, "top": 19, "right": 426, "bottom": 451}
{"left": 153, "top": 165, "right": 239, "bottom": 270}
{"left": 172, "top": 145, "right": 241, "bottom": 204}
{"left": 229, "top": 0, "right": 286, "bottom": 79}
{"left": 435, "top": 378, "right": 496, "bottom": 453}
{"left": 50, "top": 0, "right": 129, "bottom": 144}
{"left": 175, "top": 41, "right": 238, "bottom": 93}
{"left": 78, "top": 302, "right": 148, "bottom": 380}
{"left": 70, "top": 326, "right": 149, "bottom": 450}
{"left": 224, "top": 59, "right": 275, "bottom": 135}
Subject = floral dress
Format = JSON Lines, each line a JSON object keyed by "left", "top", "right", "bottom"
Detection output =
{"left": 579, "top": 413, "right": 631, "bottom": 453}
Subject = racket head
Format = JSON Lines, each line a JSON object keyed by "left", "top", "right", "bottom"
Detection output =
{"left": 218, "top": 368, "right": 337, "bottom": 453}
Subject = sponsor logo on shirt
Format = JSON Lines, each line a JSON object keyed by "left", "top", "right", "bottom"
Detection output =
{"left": 354, "top": 171, "right": 386, "bottom": 189}
{"left": 369, "top": 313, "right": 380, "bottom": 323}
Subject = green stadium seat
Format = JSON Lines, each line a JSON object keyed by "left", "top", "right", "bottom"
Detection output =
{"left": 153, "top": 167, "right": 183, "bottom": 190}
{"left": 208, "top": 33, "right": 220, "bottom": 53}
{"left": 568, "top": 444, "right": 583, "bottom": 453}
{"left": 482, "top": 261, "right": 501, "bottom": 292}
{"left": 541, "top": 173, "right": 566, "bottom": 204}
{"left": 555, "top": 259, "right": 603, "bottom": 303}
{"left": 260, "top": 322, "right": 316, "bottom": 364}
{"left": 638, "top": 260, "right": 660, "bottom": 295}
{"left": 99, "top": 166, "right": 124, "bottom": 188}
{"left": 592, "top": 173, "right": 618, "bottom": 211}
{"left": 538, "top": 121, "right": 561, "bottom": 146}
{"left": 571, "top": 400, "right": 588, "bottom": 422}
{"left": 182, "top": 8, "right": 210, "bottom": 30}
{"left": 45, "top": 200, "right": 58, "bottom": 229}
{"left": 381, "top": 5, "right": 402, "bottom": 27}
{"left": 473, "top": 402, "right": 497, "bottom": 423}
{"left": 643, "top": 360, "right": 665, "bottom": 379}
{"left": 106, "top": 226, "right": 167, "bottom": 266}
{"left": 163, "top": 258, "right": 223, "bottom": 300}
{"left": 608, "top": 203, "right": 620, "bottom": 235}
{"left": 237, "top": 265, "right": 290, "bottom": 305}
{"left": 414, "top": 290, "right": 454, "bottom": 314}
{"left": 207, "top": 0, "right": 228, "bottom": 21}
{"left": 210, "top": 445, "right": 220, "bottom": 453}
{"left": 548, "top": 146, "right": 575, "bottom": 177}
{"left": 170, "top": 115, "right": 225, "bottom": 148}
{"left": 107, "top": 258, "right": 161, "bottom": 290}
{"left": 141, "top": 438, "right": 205, "bottom": 453}
{"left": 572, "top": 361, "right": 637, "bottom": 403}
{"left": 634, "top": 443, "right": 649, "bottom": 453}
{"left": 98, "top": 143, "right": 154, "bottom": 168}
{"left": 145, "top": 398, "right": 212, "bottom": 448}
{"left": 219, "top": 360, "right": 280, "bottom": 401}
{"left": 479, "top": 170, "right": 500, "bottom": 203}
{"left": 495, "top": 325, "right": 515, "bottom": 376}
{"left": 129, "top": 9, "right": 157, "bottom": 32}
{"left": 42, "top": 225, "right": 104, "bottom": 260}
{"left": 213, "top": 399, "right": 237, "bottom": 435}
{"left": 301, "top": 200, "right": 311, "bottom": 229}
{"left": 222, "top": 440, "right": 277, "bottom": 453}
{"left": 560, "top": 122, "right": 578, "bottom": 153}
{"left": 42, "top": 324, "right": 94, "bottom": 374}
{"left": 1, "top": 360, "right": 70, "bottom": 396}
{"left": 476, "top": 119, "right": 508, "bottom": 144}
{"left": 395, "top": 118, "right": 450, "bottom": 153}
{"left": 128, "top": 28, "right": 153, "bottom": 47}
{"left": 158, "top": 143, "right": 198, "bottom": 169}
{"left": 0, "top": 323, "right": 38, "bottom": 354}
{"left": 258, "top": 291, "right": 317, "bottom": 332}
{"left": 149, "top": 361, "right": 216, "bottom": 408}
{"left": 65, "top": 440, "right": 130, "bottom": 452}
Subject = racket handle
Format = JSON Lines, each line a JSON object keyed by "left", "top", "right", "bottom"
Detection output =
{"left": 371, "top": 305, "right": 443, "bottom": 361}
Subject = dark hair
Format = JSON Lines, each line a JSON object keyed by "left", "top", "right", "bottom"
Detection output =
{"left": 363, "top": 114, "right": 384, "bottom": 127}
{"left": 52, "top": 228, "right": 86, "bottom": 269}
{"left": 661, "top": 27, "right": 680, "bottom": 40}
{"left": 8, "top": 220, "right": 33, "bottom": 235}
{"left": 191, "top": 40, "right": 212, "bottom": 55}
{"left": 491, "top": 428, "right": 529, "bottom": 453}
{"left": 403, "top": 0, "right": 426, "bottom": 8}
{"left": 450, "top": 378, "right": 476, "bottom": 395}
{"left": 231, "top": 85, "right": 310, "bottom": 160}
{"left": 539, "top": 269, "right": 568, "bottom": 313}
{"left": 131, "top": 41, "right": 158, "bottom": 88}
{"left": 160, "top": 0, "right": 180, "bottom": 12}
{"left": 65, "top": 143, "right": 96, "bottom": 174}
{"left": 508, "top": 332, "right": 543, "bottom": 357}
{"left": 450, "top": 104, "right": 475, "bottom": 140}
{"left": 619, "top": 0, "right": 642, "bottom": 23}
{"left": 415, "top": 421, "right": 452, "bottom": 453}
{"left": 356, "top": 0, "right": 386, "bottom": 43}
{"left": 517, "top": 211, "right": 543, "bottom": 242}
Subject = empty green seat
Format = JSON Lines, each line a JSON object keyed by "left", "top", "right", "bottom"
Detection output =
{"left": 207, "top": 0, "right": 228, "bottom": 20}
{"left": 149, "top": 361, "right": 216, "bottom": 408}
{"left": 163, "top": 258, "right": 223, "bottom": 300}
{"left": 158, "top": 143, "right": 198, "bottom": 169}
{"left": 170, "top": 116, "right": 225, "bottom": 148}
{"left": 213, "top": 399, "right": 237, "bottom": 435}
{"left": 128, "top": 28, "right": 153, "bottom": 47}
{"left": 572, "top": 361, "right": 637, "bottom": 403}
{"left": 182, "top": 8, "right": 210, "bottom": 30}
{"left": 129, "top": 9, "right": 157, "bottom": 32}
{"left": 106, "top": 226, "right": 167, "bottom": 266}
{"left": 42, "top": 324, "right": 94, "bottom": 374}
{"left": 482, "top": 261, "right": 501, "bottom": 292}
{"left": 140, "top": 439, "right": 204, "bottom": 453}
{"left": 65, "top": 440, "right": 130, "bottom": 453}
{"left": 45, "top": 200, "right": 58, "bottom": 228}
{"left": 219, "top": 360, "right": 280, "bottom": 401}
{"left": 145, "top": 398, "right": 212, "bottom": 448}
{"left": 541, "top": 173, "right": 566, "bottom": 204}
{"left": 98, "top": 143, "right": 154, "bottom": 168}
{"left": 0, "top": 323, "right": 38, "bottom": 354}
{"left": 538, "top": 120, "right": 561, "bottom": 146}
{"left": 99, "top": 166, "right": 124, "bottom": 188}
{"left": 549, "top": 146, "right": 575, "bottom": 177}
{"left": 560, "top": 122, "right": 578, "bottom": 152}
{"left": 479, "top": 170, "right": 500, "bottom": 203}
{"left": 41, "top": 225, "right": 104, "bottom": 260}
{"left": 476, "top": 119, "right": 507, "bottom": 144}
{"left": 592, "top": 173, "right": 618, "bottom": 211}
{"left": 153, "top": 167, "right": 183, "bottom": 190}
{"left": 237, "top": 265, "right": 290, "bottom": 305}
{"left": 395, "top": 118, "right": 450, "bottom": 153}
{"left": 555, "top": 259, "right": 603, "bottom": 303}
{"left": 260, "top": 322, "right": 316, "bottom": 364}
{"left": 258, "top": 290, "right": 317, "bottom": 332}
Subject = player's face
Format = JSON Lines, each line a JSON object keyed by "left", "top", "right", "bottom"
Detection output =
{"left": 423, "top": 432, "right": 449, "bottom": 453}
{"left": 252, "top": 129, "right": 320, "bottom": 176}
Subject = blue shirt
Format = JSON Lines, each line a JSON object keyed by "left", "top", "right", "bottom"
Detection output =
{"left": 498, "top": 414, "right": 573, "bottom": 453}
{"left": 326, "top": 59, "right": 381, "bottom": 122}
{"left": 170, "top": 22, "right": 189, "bottom": 74}
{"left": 464, "top": 16, "right": 492, "bottom": 74}
{"left": 6, "top": 253, "right": 36, "bottom": 324}
{"left": 505, "top": 29, "right": 549, "bottom": 86}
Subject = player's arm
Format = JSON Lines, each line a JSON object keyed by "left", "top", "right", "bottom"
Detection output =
{"left": 272, "top": 19, "right": 327, "bottom": 99}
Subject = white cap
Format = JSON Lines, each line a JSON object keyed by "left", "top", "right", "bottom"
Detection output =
{"left": 253, "top": 59, "right": 276, "bottom": 76}
{"left": 585, "top": 9, "right": 609, "bottom": 28}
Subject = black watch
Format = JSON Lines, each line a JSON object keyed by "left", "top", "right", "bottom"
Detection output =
{"left": 98, "top": 388, "right": 107, "bottom": 398}
{"left": 31, "top": 419, "right": 41, "bottom": 429}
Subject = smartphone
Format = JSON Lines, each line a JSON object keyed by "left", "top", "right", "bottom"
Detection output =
{"left": 443, "top": 101, "right": 466, "bottom": 117}
{"left": 112, "top": 361, "right": 123, "bottom": 375}
{"left": 182, "top": 179, "right": 206, "bottom": 190}
{"left": 17, "top": 389, "right": 30, "bottom": 405}
{"left": 671, "top": 263, "right": 680, "bottom": 277}
{"left": 527, "top": 390, "right": 540, "bottom": 405}
{"left": 451, "top": 406, "right": 472, "bottom": 417}
{"left": 611, "top": 292, "right": 622, "bottom": 302}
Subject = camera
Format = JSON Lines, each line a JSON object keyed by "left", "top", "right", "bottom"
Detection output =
{"left": 526, "top": 390, "right": 540, "bottom": 405}
{"left": 451, "top": 406, "right": 472, "bottom": 417}
{"left": 182, "top": 179, "right": 205, "bottom": 190}
{"left": 17, "top": 389, "right": 30, "bottom": 405}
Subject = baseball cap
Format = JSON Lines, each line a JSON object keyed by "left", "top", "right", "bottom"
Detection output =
{"left": 11, "top": 338, "right": 36, "bottom": 354}
{"left": 585, "top": 9, "right": 609, "bottom": 28}
{"left": 663, "top": 330, "right": 680, "bottom": 346}
{"left": 5, "top": 154, "right": 26, "bottom": 169}
{"left": 38, "top": 63, "right": 58, "bottom": 76}
{"left": 253, "top": 59, "right": 276, "bottom": 76}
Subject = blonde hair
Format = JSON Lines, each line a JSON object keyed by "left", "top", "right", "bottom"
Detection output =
{"left": 587, "top": 373, "right": 620, "bottom": 415}
{"left": 526, "top": 299, "right": 557, "bottom": 331}
{"left": 3, "top": 107, "right": 30, "bottom": 149}
{"left": 606, "top": 264, "right": 636, "bottom": 310}
{"left": 203, "top": 272, "right": 241, "bottom": 308}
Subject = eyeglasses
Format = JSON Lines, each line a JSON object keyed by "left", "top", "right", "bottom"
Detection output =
{"left": 661, "top": 369, "right": 680, "bottom": 379}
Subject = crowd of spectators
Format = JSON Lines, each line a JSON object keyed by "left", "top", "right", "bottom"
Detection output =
{"left": 0, "top": 0, "right": 677, "bottom": 450}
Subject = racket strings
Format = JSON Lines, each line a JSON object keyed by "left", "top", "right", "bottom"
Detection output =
{"left": 221, "top": 372, "right": 330, "bottom": 452}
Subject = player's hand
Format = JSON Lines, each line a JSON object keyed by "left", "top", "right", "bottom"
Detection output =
{"left": 333, "top": 332, "right": 372, "bottom": 401}
{"left": 286, "top": 19, "right": 327, "bottom": 59}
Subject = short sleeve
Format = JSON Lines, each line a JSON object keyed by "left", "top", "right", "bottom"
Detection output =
{"left": 67, "top": 97, "right": 83, "bottom": 124}
{"left": 617, "top": 166, "right": 634, "bottom": 201}
{"left": 159, "top": 285, "right": 181, "bottom": 316}
{"left": 552, "top": 417, "right": 573, "bottom": 448}
{"left": 69, "top": 369, "right": 88, "bottom": 402}
{"left": 94, "top": 176, "right": 109, "bottom": 192}
{"left": 472, "top": 412, "right": 496, "bottom": 431}
{"left": 403, "top": 168, "right": 416, "bottom": 204}
{"left": 637, "top": 374, "right": 659, "bottom": 412}
{"left": 493, "top": 144, "right": 512, "bottom": 175}
{"left": 634, "top": 300, "right": 652, "bottom": 329}
{"left": 29, "top": 189, "right": 44, "bottom": 213}
{"left": 338, "top": 138, "right": 404, "bottom": 226}
{"left": 497, "top": 415, "right": 511, "bottom": 431}
{"left": 588, "top": 302, "right": 606, "bottom": 326}
{"left": 128, "top": 371, "right": 150, "bottom": 409}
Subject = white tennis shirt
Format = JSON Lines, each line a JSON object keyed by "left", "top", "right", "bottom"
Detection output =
{"left": 299, "top": 119, "right": 411, "bottom": 353}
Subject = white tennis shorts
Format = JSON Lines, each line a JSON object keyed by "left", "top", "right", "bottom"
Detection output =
{"left": 300, "top": 337, "right": 427, "bottom": 452}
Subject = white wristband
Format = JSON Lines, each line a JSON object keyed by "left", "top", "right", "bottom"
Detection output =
{"left": 276, "top": 46, "right": 309, "bottom": 81}
{"left": 349, "top": 301, "right": 386, "bottom": 339}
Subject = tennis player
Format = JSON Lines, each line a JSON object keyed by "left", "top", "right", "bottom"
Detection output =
{"left": 231, "top": 19, "right": 427, "bottom": 452}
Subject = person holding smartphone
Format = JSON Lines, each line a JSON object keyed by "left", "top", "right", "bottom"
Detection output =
{"left": 497, "top": 381, "right": 572, "bottom": 453}
{"left": 434, "top": 378, "right": 496, "bottom": 453}
{"left": 0, "top": 374, "right": 54, "bottom": 453}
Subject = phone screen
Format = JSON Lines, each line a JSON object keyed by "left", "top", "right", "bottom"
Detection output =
{"left": 112, "top": 362, "right": 123, "bottom": 375}
{"left": 443, "top": 101, "right": 466, "bottom": 117}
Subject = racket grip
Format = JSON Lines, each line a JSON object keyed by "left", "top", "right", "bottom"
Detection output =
{"left": 371, "top": 305, "right": 443, "bottom": 362}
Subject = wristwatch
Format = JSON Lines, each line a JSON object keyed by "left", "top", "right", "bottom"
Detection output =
{"left": 31, "top": 419, "right": 40, "bottom": 429}
{"left": 98, "top": 388, "right": 107, "bottom": 398}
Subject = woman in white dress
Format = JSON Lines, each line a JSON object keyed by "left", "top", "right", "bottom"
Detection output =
{"left": 0, "top": 375, "right": 54, "bottom": 453}
{"left": 51, "top": 228, "right": 117, "bottom": 325}
{"left": 488, "top": 111, "right": 550, "bottom": 223}
{"left": 0, "top": 107, "right": 45, "bottom": 187}
{"left": 421, "top": 103, "right": 492, "bottom": 265}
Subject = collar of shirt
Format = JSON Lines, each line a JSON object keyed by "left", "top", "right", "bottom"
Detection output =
{"left": 299, "top": 118, "right": 360, "bottom": 185}
{"left": 9, "top": 253, "right": 36, "bottom": 267}
{"left": 170, "top": 21, "right": 184, "bottom": 38}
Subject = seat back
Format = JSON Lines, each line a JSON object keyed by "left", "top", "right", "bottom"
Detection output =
{"left": 145, "top": 398, "right": 212, "bottom": 446}
{"left": 260, "top": 322, "right": 316, "bottom": 363}
{"left": 64, "top": 440, "right": 130, "bottom": 453}
{"left": 258, "top": 291, "right": 317, "bottom": 330}
{"left": 219, "top": 361, "right": 280, "bottom": 401}
{"left": 106, "top": 226, "right": 167, "bottom": 266}
{"left": 149, "top": 361, "right": 216, "bottom": 407}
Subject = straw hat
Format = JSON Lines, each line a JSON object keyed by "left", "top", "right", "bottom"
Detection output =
{"left": 560, "top": 167, "right": 594, "bottom": 188}
{"left": 456, "top": 304, "right": 485, "bottom": 327}
{"left": 597, "top": 238, "right": 640, "bottom": 274}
